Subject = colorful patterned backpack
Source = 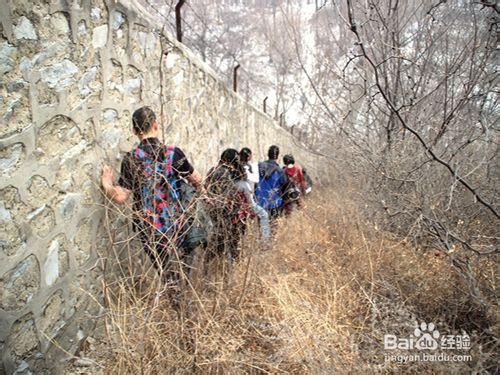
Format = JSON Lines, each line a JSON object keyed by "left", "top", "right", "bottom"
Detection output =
{"left": 131, "top": 144, "right": 185, "bottom": 245}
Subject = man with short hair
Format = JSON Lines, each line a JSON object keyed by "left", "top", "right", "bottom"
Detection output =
{"left": 101, "top": 106, "right": 202, "bottom": 279}
{"left": 255, "top": 145, "right": 288, "bottom": 219}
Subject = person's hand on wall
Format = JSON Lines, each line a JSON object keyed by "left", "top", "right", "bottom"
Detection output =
{"left": 101, "top": 165, "right": 115, "bottom": 189}
{"left": 101, "top": 165, "right": 130, "bottom": 204}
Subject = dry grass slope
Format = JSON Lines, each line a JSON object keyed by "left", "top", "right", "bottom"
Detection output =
{"left": 72, "top": 190, "right": 498, "bottom": 373}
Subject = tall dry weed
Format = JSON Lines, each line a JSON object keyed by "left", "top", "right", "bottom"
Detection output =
{"left": 88, "top": 189, "right": 497, "bottom": 373}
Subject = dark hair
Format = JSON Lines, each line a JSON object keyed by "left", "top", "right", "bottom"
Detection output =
{"left": 220, "top": 148, "right": 240, "bottom": 168}
{"left": 132, "top": 106, "right": 156, "bottom": 134}
{"left": 220, "top": 148, "right": 244, "bottom": 180}
{"left": 240, "top": 147, "right": 252, "bottom": 163}
{"left": 268, "top": 145, "right": 279, "bottom": 160}
{"left": 283, "top": 154, "right": 295, "bottom": 165}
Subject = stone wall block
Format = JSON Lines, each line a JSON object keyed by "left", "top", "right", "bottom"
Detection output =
{"left": 0, "top": 255, "right": 40, "bottom": 311}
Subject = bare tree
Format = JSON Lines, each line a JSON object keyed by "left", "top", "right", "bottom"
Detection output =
{"left": 280, "top": 0, "right": 498, "bottom": 277}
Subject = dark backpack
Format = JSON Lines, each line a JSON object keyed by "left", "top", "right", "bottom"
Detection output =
{"left": 283, "top": 181, "right": 301, "bottom": 202}
{"left": 178, "top": 180, "right": 212, "bottom": 249}
{"left": 282, "top": 168, "right": 301, "bottom": 202}
{"left": 206, "top": 166, "right": 252, "bottom": 224}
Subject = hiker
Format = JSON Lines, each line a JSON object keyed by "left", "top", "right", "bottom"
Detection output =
{"left": 240, "top": 147, "right": 271, "bottom": 241}
{"left": 255, "top": 145, "right": 288, "bottom": 219}
{"left": 101, "top": 106, "right": 203, "bottom": 282}
{"left": 282, "top": 154, "right": 306, "bottom": 216}
{"left": 239, "top": 147, "right": 259, "bottom": 192}
{"left": 205, "top": 149, "right": 252, "bottom": 261}
{"left": 302, "top": 167, "right": 313, "bottom": 195}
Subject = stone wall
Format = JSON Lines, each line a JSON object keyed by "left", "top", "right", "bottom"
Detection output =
{"left": 0, "top": 0, "right": 328, "bottom": 373}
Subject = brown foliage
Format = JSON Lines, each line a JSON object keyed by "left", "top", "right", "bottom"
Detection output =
{"left": 76, "top": 190, "right": 497, "bottom": 373}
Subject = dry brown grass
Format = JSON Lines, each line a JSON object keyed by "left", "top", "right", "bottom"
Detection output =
{"left": 84, "top": 189, "right": 497, "bottom": 374}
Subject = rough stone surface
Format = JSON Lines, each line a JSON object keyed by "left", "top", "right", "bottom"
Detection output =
{"left": 90, "top": 8, "right": 102, "bottom": 22}
{"left": 137, "top": 31, "right": 157, "bottom": 55}
{"left": 58, "top": 194, "right": 81, "bottom": 220}
{"left": 112, "top": 11, "right": 125, "bottom": 30}
{"left": 18, "top": 56, "right": 32, "bottom": 74}
{"left": 92, "top": 25, "right": 108, "bottom": 49}
{"left": 40, "top": 59, "right": 79, "bottom": 90}
{"left": 102, "top": 109, "right": 118, "bottom": 123}
{"left": 7, "top": 80, "right": 25, "bottom": 93}
{"left": 0, "top": 42, "right": 16, "bottom": 75}
{"left": 0, "top": 143, "right": 24, "bottom": 177}
{"left": 0, "top": 202, "right": 11, "bottom": 222}
{"left": 50, "top": 12, "right": 70, "bottom": 35}
{"left": 34, "top": 41, "right": 67, "bottom": 67}
{"left": 101, "top": 128, "right": 121, "bottom": 149}
{"left": 77, "top": 20, "right": 87, "bottom": 37}
{"left": 125, "top": 78, "right": 141, "bottom": 93}
{"left": 8, "top": 315, "right": 38, "bottom": 358}
{"left": 27, "top": 205, "right": 55, "bottom": 238}
{"left": 43, "top": 240, "right": 59, "bottom": 287}
{"left": 0, "top": 256, "right": 40, "bottom": 311}
{"left": 13, "top": 16, "right": 37, "bottom": 41}
{"left": 79, "top": 67, "right": 99, "bottom": 97}
{"left": 2, "top": 98, "right": 21, "bottom": 125}
{"left": 0, "top": 0, "right": 331, "bottom": 373}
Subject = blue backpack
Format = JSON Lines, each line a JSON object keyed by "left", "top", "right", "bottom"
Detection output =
{"left": 255, "top": 160, "right": 287, "bottom": 210}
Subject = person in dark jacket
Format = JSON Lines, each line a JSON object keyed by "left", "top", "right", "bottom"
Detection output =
{"left": 302, "top": 167, "right": 313, "bottom": 195}
{"left": 255, "top": 145, "right": 288, "bottom": 219}
{"left": 205, "top": 149, "right": 249, "bottom": 261}
{"left": 282, "top": 154, "right": 306, "bottom": 216}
